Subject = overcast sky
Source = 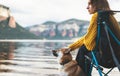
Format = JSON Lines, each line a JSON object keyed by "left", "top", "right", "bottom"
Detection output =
{"left": 0, "top": 0, "right": 120, "bottom": 27}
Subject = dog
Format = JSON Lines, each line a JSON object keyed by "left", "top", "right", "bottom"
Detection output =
{"left": 52, "top": 48, "right": 86, "bottom": 76}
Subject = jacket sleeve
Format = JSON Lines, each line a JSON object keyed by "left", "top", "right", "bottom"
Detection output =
{"left": 68, "top": 12, "right": 98, "bottom": 51}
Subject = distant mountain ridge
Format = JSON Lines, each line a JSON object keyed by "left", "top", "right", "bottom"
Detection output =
{"left": 27, "top": 18, "right": 89, "bottom": 39}
{"left": 58, "top": 18, "right": 87, "bottom": 25}
{"left": 42, "top": 21, "right": 57, "bottom": 25}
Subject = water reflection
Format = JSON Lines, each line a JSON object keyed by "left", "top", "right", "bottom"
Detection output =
{"left": 0, "top": 41, "right": 72, "bottom": 76}
{"left": 0, "top": 42, "right": 16, "bottom": 72}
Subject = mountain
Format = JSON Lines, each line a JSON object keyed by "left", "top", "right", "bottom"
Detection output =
{"left": 58, "top": 18, "right": 87, "bottom": 25}
{"left": 0, "top": 17, "right": 39, "bottom": 39}
{"left": 27, "top": 18, "right": 89, "bottom": 39}
{"left": 42, "top": 21, "right": 57, "bottom": 25}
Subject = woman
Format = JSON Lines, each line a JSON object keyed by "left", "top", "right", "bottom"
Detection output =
{"left": 65, "top": 0, "right": 120, "bottom": 75}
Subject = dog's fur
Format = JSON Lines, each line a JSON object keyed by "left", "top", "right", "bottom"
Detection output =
{"left": 52, "top": 48, "right": 86, "bottom": 76}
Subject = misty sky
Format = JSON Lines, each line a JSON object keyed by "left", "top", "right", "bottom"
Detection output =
{"left": 0, "top": 0, "right": 120, "bottom": 27}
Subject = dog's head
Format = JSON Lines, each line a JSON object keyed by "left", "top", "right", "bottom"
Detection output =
{"left": 52, "top": 48, "right": 72, "bottom": 65}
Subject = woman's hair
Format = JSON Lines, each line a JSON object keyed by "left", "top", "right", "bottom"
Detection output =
{"left": 90, "top": 0, "right": 111, "bottom": 11}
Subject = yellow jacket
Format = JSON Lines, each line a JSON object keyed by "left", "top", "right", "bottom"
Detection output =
{"left": 68, "top": 12, "right": 120, "bottom": 51}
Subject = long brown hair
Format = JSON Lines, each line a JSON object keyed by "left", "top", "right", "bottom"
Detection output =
{"left": 90, "top": 0, "right": 120, "bottom": 38}
{"left": 90, "top": 0, "right": 111, "bottom": 11}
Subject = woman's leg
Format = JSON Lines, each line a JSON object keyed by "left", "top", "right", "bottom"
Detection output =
{"left": 76, "top": 45, "right": 92, "bottom": 76}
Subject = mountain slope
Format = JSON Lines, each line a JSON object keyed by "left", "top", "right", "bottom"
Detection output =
{"left": 0, "top": 17, "right": 39, "bottom": 39}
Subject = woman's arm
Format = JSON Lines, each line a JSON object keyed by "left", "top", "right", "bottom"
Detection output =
{"left": 68, "top": 12, "right": 98, "bottom": 51}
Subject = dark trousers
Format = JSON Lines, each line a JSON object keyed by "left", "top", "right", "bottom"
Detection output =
{"left": 76, "top": 45, "right": 92, "bottom": 76}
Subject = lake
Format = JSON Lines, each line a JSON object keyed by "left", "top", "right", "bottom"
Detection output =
{"left": 0, "top": 41, "right": 119, "bottom": 76}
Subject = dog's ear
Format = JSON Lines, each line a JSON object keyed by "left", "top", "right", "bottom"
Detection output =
{"left": 52, "top": 50, "right": 58, "bottom": 57}
{"left": 64, "top": 48, "right": 71, "bottom": 54}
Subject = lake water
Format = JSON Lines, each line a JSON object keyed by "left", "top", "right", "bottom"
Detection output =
{"left": 0, "top": 41, "right": 119, "bottom": 76}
